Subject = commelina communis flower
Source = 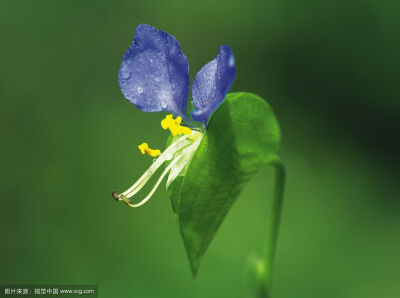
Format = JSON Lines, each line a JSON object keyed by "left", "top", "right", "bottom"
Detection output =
{"left": 112, "top": 24, "right": 236, "bottom": 207}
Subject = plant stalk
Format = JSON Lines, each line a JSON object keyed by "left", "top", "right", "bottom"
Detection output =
{"left": 253, "top": 160, "right": 285, "bottom": 298}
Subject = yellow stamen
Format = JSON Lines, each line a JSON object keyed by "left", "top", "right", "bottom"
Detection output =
{"left": 138, "top": 142, "right": 161, "bottom": 157}
{"left": 161, "top": 114, "right": 174, "bottom": 129}
{"left": 147, "top": 148, "right": 161, "bottom": 157}
{"left": 138, "top": 143, "right": 149, "bottom": 154}
{"left": 112, "top": 131, "right": 203, "bottom": 208}
{"left": 161, "top": 114, "right": 192, "bottom": 136}
{"left": 175, "top": 116, "right": 182, "bottom": 125}
{"left": 180, "top": 126, "right": 192, "bottom": 135}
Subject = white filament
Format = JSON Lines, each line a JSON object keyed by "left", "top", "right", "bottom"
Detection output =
{"left": 166, "top": 134, "right": 202, "bottom": 187}
{"left": 116, "top": 131, "right": 203, "bottom": 208}
{"left": 121, "top": 134, "right": 191, "bottom": 197}
{"left": 124, "top": 154, "right": 184, "bottom": 207}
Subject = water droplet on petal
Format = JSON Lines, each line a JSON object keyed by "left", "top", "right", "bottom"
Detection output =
{"left": 229, "top": 55, "right": 235, "bottom": 67}
{"left": 137, "top": 86, "right": 143, "bottom": 94}
{"left": 120, "top": 71, "right": 130, "bottom": 80}
{"left": 161, "top": 101, "right": 167, "bottom": 109}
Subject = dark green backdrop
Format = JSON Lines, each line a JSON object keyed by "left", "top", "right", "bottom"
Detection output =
{"left": 1, "top": 0, "right": 399, "bottom": 297}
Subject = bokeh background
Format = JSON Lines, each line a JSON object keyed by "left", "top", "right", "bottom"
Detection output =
{"left": 1, "top": 0, "right": 399, "bottom": 297}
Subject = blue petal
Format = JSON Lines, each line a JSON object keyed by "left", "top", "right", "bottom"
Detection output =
{"left": 118, "top": 24, "right": 189, "bottom": 117}
{"left": 191, "top": 45, "right": 236, "bottom": 123}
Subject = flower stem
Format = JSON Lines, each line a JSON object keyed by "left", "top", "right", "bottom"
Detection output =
{"left": 250, "top": 159, "right": 285, "bottom": 298}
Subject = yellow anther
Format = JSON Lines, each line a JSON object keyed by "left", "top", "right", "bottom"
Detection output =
{"left": 180, "top": 126, "right": 192, "bottom": 135}
{"left": 170, "top": 125, "right": 181, "bottom": 136}
{"left": 147, "top": 148, "right": 161, "bottom": 157}
{"left": 138, "top": 143, "right": 149, "bottom": 154}
{"left": 138, "top": 142, "right": 161, "bottom": 157}
{"left": 161, "top": 115, "right": 192, "bottom": 136}
{"left": 161, "top": 114, "right": 174, "bottom": 129}
{"left": 175, "top": 116, "right": 182, "bottom": 125}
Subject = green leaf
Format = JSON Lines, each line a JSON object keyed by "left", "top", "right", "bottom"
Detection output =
{"left": 167, "top": 92, "right": 281, "bottom": 276}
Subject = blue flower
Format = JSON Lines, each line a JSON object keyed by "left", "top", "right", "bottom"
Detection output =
{"left": 118, "top": 24, "right": 236, "bottom": 124}
{"left": 113, "top": 24, "right": 235, "bottom": 207}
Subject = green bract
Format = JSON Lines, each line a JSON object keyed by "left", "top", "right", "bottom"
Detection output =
{"left": 167, "top": 92, "right": 281, "bottom": 276}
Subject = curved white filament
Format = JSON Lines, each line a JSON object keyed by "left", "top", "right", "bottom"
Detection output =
{"left": 124, "top": 154, "right": 184, "bottom": 207}
{"left": 121, "top": 134, "right": 191, "bottom": 197}
{"left": 114, "top": 131, "right": 203, "bottom": 208}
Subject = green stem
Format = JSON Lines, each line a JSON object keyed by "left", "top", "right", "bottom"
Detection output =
{"left": 253, "top": 160, "right": 285, "bottom": 298}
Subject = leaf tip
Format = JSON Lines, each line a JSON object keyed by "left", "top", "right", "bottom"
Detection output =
{"left": 190, "top": 263, "right": 199, "bottom": 279}
{"left": 186, "top": 248, "right": 203, "bottom": 279}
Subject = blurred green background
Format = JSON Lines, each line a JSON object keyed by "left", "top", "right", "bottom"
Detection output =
{"left": 1, "top": 0, "right": 399, "bottom": 297}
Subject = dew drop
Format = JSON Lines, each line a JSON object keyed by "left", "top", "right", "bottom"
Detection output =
{"left": 229, "top": 55, "right": 235, "bottom": 67}
{"left": 161, "top": 101, "right": 167, "bottom": 109}
{"left": 120, "top": 71, "right": 130, "bottom": 80}
{"left": 136, "top": 86, "right": 143, "bottom": 94}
